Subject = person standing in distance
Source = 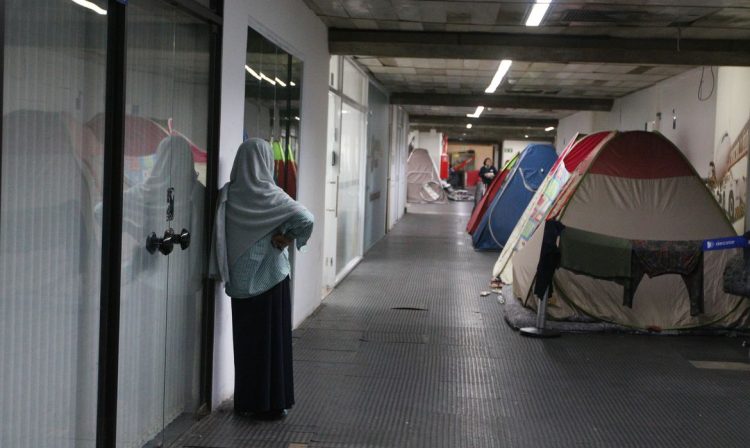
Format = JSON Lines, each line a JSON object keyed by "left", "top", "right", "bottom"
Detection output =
{"left": 478, "top": 157, "right": 498, "bottom": 198}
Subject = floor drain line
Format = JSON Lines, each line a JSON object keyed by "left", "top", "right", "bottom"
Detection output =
{"left": 391, "top": 306, "right": 429, "bottom": 311}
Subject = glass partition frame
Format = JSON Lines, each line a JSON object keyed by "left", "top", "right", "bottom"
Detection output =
{"left": 0, "top": 1, "right": 223, "bottom": 447}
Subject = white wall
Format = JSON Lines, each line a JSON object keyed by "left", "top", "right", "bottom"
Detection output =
{"left": 411, "top": 130, "right": 443, "bottom": 170}
{"left": 557, "top": 67, "right": 718, "bottom": 177}
{"left": 714, "top": 67, "right": 750, "bottom": 232}
{"left": 213, "top": 0, "right": 329, "bottom": 408}
{"left": 714, "top": 67, "right": 750, "bottom": 177}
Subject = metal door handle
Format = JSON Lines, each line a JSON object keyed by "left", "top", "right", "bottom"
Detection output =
{"left": 146, "top": 228, "right": 175, "bottom": 256}
{"left": 175, "top": 228, "right": 191, "bottom": 250}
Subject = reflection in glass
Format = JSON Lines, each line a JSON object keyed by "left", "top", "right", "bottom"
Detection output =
{"left": 0, "top": 1, "right": 107, "bottom": 446}
{"left": 116, "top": 1, "right": 209, "bottom": 446}
{"left": 244, "top": 28, "right": 302, "bottom": 198}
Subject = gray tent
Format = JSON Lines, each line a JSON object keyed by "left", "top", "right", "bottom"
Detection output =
{"left": 406, "top": 148, "right": 445, "bottom": 203}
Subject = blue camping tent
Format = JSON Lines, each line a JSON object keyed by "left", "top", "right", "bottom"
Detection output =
{"left": 472, "top": 143, "right": 558, "bottom": 251}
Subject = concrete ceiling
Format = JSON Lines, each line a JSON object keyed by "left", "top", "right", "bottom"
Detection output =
{"left": 357, "top": 57, "right": 690, "bottom": 97}
{"left": 309, "top": 1, "right": 750, "bottom": 142}
{"left": 306, "top": 1, "right": 750, "bottom": 39}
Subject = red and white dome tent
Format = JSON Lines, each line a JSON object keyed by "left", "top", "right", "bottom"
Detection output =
{"left": 510, "top": 131, "right": 750, "bottom": 331}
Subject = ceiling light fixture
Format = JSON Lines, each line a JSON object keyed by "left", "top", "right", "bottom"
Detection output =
{"left": 466, "top": 123, "right": 473, "bottom": 129}
{"left": 525, "top": 134, "right": 529, "bottom": 138}
{"left": 260, "top": 73, "right": 276, "bottom": 85}
{"left": 72, "top": 0, "right": 107, "bottom": 15}
{"left": 245, "top": 65, "right": 262, "bottom": 81}
{"left": 485, "top": 60, "right": 513, "bottom": 93}
{"left": 295, "top": 116, "right": 300, "bottom": 121}
{"left": 466, "top": 106, "right": 485, "bottom": 118}
{"left": 545, "top": 126, "right": 555, "bottom": 132}
{"left": 526, "top": 0, "right": 552, "bottom": 27}
{"left": 275, "top": 77, "right": 287, "bottom": 87}
{"left": 290, "top": 81, "right": 297, "bottom": 86}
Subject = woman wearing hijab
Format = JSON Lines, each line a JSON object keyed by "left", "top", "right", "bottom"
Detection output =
{"left": 212, "top": 138, "right": 313, "bottom": 420}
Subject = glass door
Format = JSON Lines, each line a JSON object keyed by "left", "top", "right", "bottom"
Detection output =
{"left": 323, "top": 92, "right": 342, "bottom": 291}
{"left": 116, "top": 1, "right": 210, "bottom": 447}
{"left": 336, "top": 102, "right": 366, "bottom": 278}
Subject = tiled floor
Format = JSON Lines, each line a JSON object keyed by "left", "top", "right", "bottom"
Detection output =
{"left": 175, "top": 201, "right": 750, "bottom": 447}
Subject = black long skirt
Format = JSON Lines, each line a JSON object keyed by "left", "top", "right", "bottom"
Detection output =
{"left": 231, "top": 277, "right": 294, "bottom": 413}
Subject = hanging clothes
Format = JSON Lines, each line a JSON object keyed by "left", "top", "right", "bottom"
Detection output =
{"left": 284, "top": 143, "right": 298, "bottom": 198}
{"left": 272, "top": 140, "right": 287, "bottom": 191}
{"left": 559, "top": 226, "right": 632, "bottom": 282}
{"left": 533, "top": 220, "right": 565, "bottom": 299}
{"left": 629, "top": 239, "right": 704, "bottom": 315}
{"left": 543, "top": 224, "right": 706, "bottom": 316}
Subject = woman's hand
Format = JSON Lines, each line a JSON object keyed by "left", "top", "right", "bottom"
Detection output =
{"left": 271, "top": 233, "right": 294, "bottom": 250}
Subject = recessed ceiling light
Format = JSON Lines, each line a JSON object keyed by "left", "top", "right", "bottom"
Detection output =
{"left": 485, "top": 60, "right": 513, "bottom": 93}
{"left": 71, "top": 0, "right": 107, "bottom": 15}
{"left": 466, "top": 106, "right": 485, "bottom": 118}
{"left": 245, "top": 65, "right": 262, "bottom": 81}
{"left": 526, "top": 0, "right": 552, "bottom": 27}
{"left": 545, "top": 126, "right": 555, "bottom": 132}
{"left": 525, "top": 134, "right": 529, "bottom": 138}
{"left": 466, "top": 123, "right": 473, "bottom": 129}
{"left": 259, "top": 73, "right": 276, "bottom": 85}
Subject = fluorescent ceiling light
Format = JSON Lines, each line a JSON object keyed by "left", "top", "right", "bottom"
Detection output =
{"left": 260, "top": 73, "right": 276, "bottom": 85}
{"left": 72, "top": 0, "right": 107, "bottom": 15}
{"left": 526, "top": 0, "right": 551, "bottom": 27}
{"left": 274, "top": 77, "right": 287, "bottom": 87}
{"left": 466, "top": 106, "right": 485, "bottom": 118}
{"left": 245, "top": 65, "right": 262, "bottom": 80}
{"left": 295, "top": 116, "right": 300, "bottom": 121}
{"left": 290, "top": 81, "right": 297, "bottom": 86}
{"left": 545, "top": 126, "right": 555, "bottom": 132}
{"left": 466, "top": 123, "right": 473, "bottom": 129}
{"left": 485, "top": 60, "right": 513, "bottom": 93}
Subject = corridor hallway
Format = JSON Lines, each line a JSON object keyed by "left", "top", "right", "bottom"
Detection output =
{"left": 177, "top": 202, "right": 750, "bottom": 447}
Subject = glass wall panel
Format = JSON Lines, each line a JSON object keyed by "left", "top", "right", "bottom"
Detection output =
{"left": 244, "top": 28, "right": 302, "bottom": 198}
{"left": 115, "top": 1, "right": 210, "bottom": 446}
{"left": 336, "top": 103, "right": 365, "bottom": 272}
{"left": 0, "top": 0, "right": 107, "bottom": 446}
{"left": 342, "top": 59, "right": 367, "bottom": 105}
{"left": 329, "top": 55, "right": 340, "bottom": 89}
{"left": 323, "top": 92, "right": 342, "bottom": 289}
{"left": 364, "top": 84, "right": 389, "bottom": 250}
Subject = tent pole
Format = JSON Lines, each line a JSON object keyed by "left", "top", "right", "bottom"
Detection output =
{"left": 520, "top": 288, "right": 560, "bottom": 338}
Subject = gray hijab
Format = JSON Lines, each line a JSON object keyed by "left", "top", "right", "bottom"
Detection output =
{"left": 213, "top": 138, "right": 306, "bottom": 281}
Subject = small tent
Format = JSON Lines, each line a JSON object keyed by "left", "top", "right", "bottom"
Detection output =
{"left": 406, "top": 148, "right": 445, "bottom": 203}
{"left": 466, "top": 153, "right": 519, "bottom": 235}
{"left": 511, "top": 131, "right": 750, "bottom": 330}
{"left": 472, "top": 144, "right": 557, "bottom": 251}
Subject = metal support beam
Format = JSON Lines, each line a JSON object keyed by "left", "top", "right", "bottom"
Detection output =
{"left": 393, "top": 93, "right": 613, "bottom": 111}
{"left": 330, "top": 29, "right": 750, "bottom": 66}
{"left": 411, "top": 124, "right": 553, "bottom": 142}
{"left": 410, "top": 115, "right": 558, "bottom": 129}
